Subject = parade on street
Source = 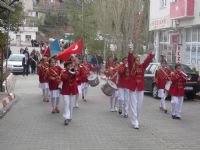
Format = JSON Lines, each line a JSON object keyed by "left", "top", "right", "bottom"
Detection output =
{"left": 1, "top": 0, "right": 200, "bottom": 150}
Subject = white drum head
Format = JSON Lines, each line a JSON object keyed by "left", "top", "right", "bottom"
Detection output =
{"left": 88, "top": 74, "right": 97, "bottom": 81}
{"left": 107, "top": 80, "right": 117, "bottom": 89}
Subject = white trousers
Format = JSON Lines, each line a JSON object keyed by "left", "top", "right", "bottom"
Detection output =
{"left": 158, "top": 89, "right": 167, "bottom": 110}
{"left": 110, "top": 90, "right": 118, "bottom": 111}
{"left": 118, "top": 88, "right": 129, "bottom": 115}
{"left": 171, "top": 96, "right": 184, "bottom": 117}
{"left": 63, "top": 95, "right": 76, "bottom": 120}
{"left": 50, "top": 90, "right": 60, "bottom": 109}
{"left": 81, "top": 82, "right": 89, "bottom": 97}
{"left": 129, "top": 90, "right": 144, "bottom": 127}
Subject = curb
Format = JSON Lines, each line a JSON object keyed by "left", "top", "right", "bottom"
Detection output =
{"left": 0, "top": 93, "right": 15, "bottom": 118}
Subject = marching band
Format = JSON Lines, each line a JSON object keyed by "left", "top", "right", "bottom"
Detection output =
{"left": 36, "top": 46, "right": 188, "bottom": 128}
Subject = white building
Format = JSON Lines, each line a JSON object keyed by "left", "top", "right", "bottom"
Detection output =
{"left": 9, "top": 0, "right": 39, "bottom": 46}
{"left": 149, "top": 0, "right": 200, "bottom": 71}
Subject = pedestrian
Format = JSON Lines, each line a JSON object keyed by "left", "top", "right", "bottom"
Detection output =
{"left": 96, "top": 54, "right": 103, "bottom": 75}
{"left": 128, "top": 49, "right": 154, "bottom": 129}
{"left": 30, "top": 50, "right": 38, "bottom": 74}
{"left": 154, "top": 59, "right": 171, "bottom": 113}
{"left": 48, "top": 58, "right": 62, "bottom": 114}
{"left": 169, "top": 64, "right": 187, "bottom": 120}
{"left": 20, "top": 48, "right": 24, "bottom": 54}
{"left": 23, "top": 47, "right": 30, "bottom": 57}
{"left": 31, "top": 39, "right": 34, "bottom": 47}
{"left": 61, "top": 60, "right": 78, "bottom": 125}
{"left": 22, "top": 53, "right": 30, "bottom": 76}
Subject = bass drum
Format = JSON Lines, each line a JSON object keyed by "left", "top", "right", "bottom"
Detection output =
{"left": 88, "top": 74, "right": 99, "bottom": 87}
{"left": 101, "top": 80, "right": 117, "bottom": 96}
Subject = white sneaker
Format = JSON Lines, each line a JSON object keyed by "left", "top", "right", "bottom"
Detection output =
{"left": 110, "top": 108, "right": 115, "bottom": 112}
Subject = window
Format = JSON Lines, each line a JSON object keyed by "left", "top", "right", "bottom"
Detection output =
{"left": 160, "top": 32, "right": 169, "bottom": 42}
{"left": 25, "top": 35, "right": 31, "bottom": 42}
{"left": 145, "top": 64, "right": 152, "bottom": 74}
{"left": 191, "top": 46, "right": 197, "bottom": 64}
{"left": 149, "top": 64, "right": 157, "bottom": 74}
{"left": 192, "top": 28, "right": 198, "bottom": 42}
{"left": 186, "top": 28, "right": 192, "bottom": 42}
{"left": 185, "top": 46, "right": 191, "bottom": 64}
{"left": 198, "top": 47, "right": 200, "bottom": 65}
{"left": 198, "top": 28, "right": 200, "bottom": 42}
{"left": 160, "top": 0, "right": 167, "bottom": 8}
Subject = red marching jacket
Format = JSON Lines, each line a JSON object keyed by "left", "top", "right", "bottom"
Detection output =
{"left": 37, "top": 62, "right": 49, "bottom": 83}
{"left": 117, "top": 63, "right": 130, "bottom": 89}
{"left": 61, "top": 70, "right": 78, "bottom": 95}
{"left": 155, "top": 67, "right": 171, "bottom": 89}
{"left": 128, "top": 52, "right": 155, "bottom": 91}
{"left": 79, "top": 65, "right": 90, "bottom": 83}
{"left": 169, "top": 71, "right": 187, "bottom": 96}
{"left": 48, "top": 65, "right": 62, "bottom": 90}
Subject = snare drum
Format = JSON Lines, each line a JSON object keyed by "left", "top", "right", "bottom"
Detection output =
{"left": 88, "top": 74, "right": 99, "bottom": 87}
{"left": 101, "top": 80, "right": 117, "bottom": 96}
{"left": 165, "top": 81, "right": 172, "bottom": 91}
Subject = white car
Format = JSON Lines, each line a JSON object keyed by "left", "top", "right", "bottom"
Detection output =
{"left": 7, "top": 54, "right": 25, "bottom": 73}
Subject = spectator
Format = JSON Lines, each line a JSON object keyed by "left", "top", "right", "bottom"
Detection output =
{"left": 22, "top": 53, "right": 30, "bottom": 76}
{"left": 31, "top": 39, "right": 34, "bottom": 47}
{"left": 23, "top": 47, "right": 30, "bottom": 57}
{"left": 20, "top": 48, "right": 24, "bottom": 54}
{"left": 96, "top": 54, "right": 103, "bottom": 75}
{"left": 30, "top": 51, "right": 38, "bottom": 74}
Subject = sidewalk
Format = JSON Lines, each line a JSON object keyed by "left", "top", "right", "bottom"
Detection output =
{"left": 0, "top": 92, "right": 15, "bottom": 118}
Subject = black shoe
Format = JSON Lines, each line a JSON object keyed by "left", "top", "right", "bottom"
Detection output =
{"left": 124, "top": 114, "right": 128, "bottom": 118}
{"left": 64, "top": 120, "right": 69, "bottom": 125}
{"left": 164, "top": 109, "right": 167, "bottom": 113}
{"left": 118, "top": 109, "right": 122, "bottom": 115}
{"left": 172, "top": 115, "right": 176, "bottom": 119}
{"left": 175, "top": 116, "right": 181, "bottom": 120}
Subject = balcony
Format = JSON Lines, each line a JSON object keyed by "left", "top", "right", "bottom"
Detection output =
{"left": 170, "top": 0, "right": 194, "bottom": 20}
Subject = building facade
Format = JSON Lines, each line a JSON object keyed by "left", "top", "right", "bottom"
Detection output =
{"left": 9, "top": 0, "right": 39, "bottom": 46}
{"left": 149, "top": 0, "right": 200, "bottom": 71}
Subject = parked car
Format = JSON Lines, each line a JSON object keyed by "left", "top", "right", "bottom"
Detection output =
{"left": 7, "top": 54, "right": 25, "bottom": 74}
{"left": 144, "top": 63, "right": 200, "bottom": 99}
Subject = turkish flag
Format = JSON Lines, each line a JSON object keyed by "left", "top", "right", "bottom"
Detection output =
{"left": 55, "top": 38, "right": 83, "bottom": 61}
{"left": 43, "top": 46, "right": 51, "bottom": 57}
{"left": 55, "top": 49, "right": 71, "bottom": 62}
{"left": 69, "top": 38, "right": 83, "bottom": 54}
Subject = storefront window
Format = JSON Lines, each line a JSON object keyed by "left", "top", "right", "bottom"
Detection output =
{"left": 160, "top": 31, "right": 169, "bottom": 42}
{"left": 185, "top": 45, "right": 191, "bottom": 64}
{"left": 186, "top": 28, "right": 192, "bottom": 42}
{"left": 192, "top": 28, "right": 198, "bottom": 42}
{"left": 197, "top": 47, "right": 200, "bottom": 65}
{"left": 191, "top": 46, "right": 197, "bottom": 64}
{"left": 198, "top": 28, "right": 200, "bottom": 42}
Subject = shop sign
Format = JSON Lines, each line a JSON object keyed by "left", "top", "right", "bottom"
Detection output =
{"left": 150, "top": 16, "right": 171, "bottom": 30}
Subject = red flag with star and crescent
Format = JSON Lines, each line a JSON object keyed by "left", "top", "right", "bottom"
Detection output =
{"left": 55, "top": 38, "right": 83, "bottom": 61}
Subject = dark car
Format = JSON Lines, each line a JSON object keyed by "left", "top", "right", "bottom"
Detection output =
{"left": 144, "top": 63, "right": 200, "bottom": 99}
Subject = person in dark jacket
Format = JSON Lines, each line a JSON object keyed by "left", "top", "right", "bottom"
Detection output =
{"left": 22, "top": 53, "right": 30, "bottom": 76}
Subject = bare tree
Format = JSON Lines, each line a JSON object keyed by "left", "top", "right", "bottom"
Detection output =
{"left": 94, "top": 0, "right": 148, "bottom": 56}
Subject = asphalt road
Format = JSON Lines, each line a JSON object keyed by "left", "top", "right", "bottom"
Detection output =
{"left": 0, "top": 74, "right": 200, "bottom": 150}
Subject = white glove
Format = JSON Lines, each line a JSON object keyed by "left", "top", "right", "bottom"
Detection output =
{"left": 125, "top": 63, "right": 128, "bottom": 68}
